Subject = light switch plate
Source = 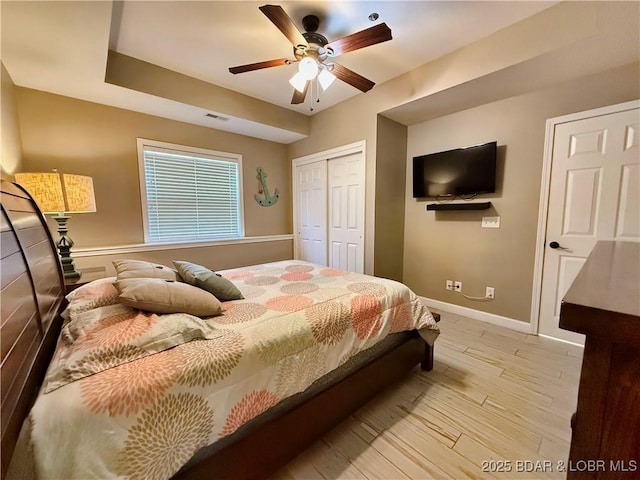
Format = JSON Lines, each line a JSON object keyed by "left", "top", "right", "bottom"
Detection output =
{"left": 482, "top": 216, "right": 500, "bottom": 228}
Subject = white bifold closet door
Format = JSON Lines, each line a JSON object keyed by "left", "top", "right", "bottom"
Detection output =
{"left": 294, "top": 150, "right": 365, "bottom": 274}
{"left": 296, "top": 160, "right": 327, "bottom": 267}
{"left": 328, "top": 152, "right": 364, "bottom": 273}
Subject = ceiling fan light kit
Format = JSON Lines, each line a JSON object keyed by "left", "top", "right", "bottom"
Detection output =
{"left": 318, "top": 68, "right": 336, "bottom": 91}
{"left": 229, "top": 4, "right": 392, "bottom": 109}
{"left": 298, "top": 57, "right": 318, "bottom": 80}
{"left": 289, "top": 72, "right": 307, "bottom": 92}
{"left": 290, "top": 62, "right": 335, "bottom": 93}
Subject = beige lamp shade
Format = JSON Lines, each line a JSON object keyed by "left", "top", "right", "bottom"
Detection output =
{"left": 15, "top": 172, "right": 97, "bottom": 214}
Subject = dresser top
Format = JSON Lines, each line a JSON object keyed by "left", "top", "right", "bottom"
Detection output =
{"left": 564, "top": 241, "right": 639, "bottom": 318}
{"left": 561, "top": 241, "right": 640, "bottom": 339}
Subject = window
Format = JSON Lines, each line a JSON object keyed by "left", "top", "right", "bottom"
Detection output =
{"left": 137, "top": 139, "right": 243, "bottom": 243}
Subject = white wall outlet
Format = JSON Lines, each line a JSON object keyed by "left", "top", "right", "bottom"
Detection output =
{"left": 486, "top": 287, "right": 495, "bottom": 299}
{"left": 454, "top": 281, "right": 462, "bottom": 292}
{"left": 482, "top": 216, "right": 500, "bottom": 228}
{"left": 446, "top": 280, "right": 453, "bottom": 290}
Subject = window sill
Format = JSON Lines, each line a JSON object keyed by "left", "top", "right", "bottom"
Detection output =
{"left": 72, "top": 234, "right": 294, "bottom": 258}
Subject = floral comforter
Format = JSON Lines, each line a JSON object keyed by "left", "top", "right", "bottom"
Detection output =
{"left": 30, "top": 260, "right": 438, "bottom": 480}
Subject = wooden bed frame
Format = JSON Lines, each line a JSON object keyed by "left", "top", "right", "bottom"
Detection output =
{"left": 0, "top": 180, "right": 438, "bottom": 480}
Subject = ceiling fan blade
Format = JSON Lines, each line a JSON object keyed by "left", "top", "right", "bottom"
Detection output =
{"left": 259, "top": 4, "right": 308, "bottom": 47}
{"left": 326, "top": 23, "right": 392, "bottom": 56}
{"left": 291, "top": 82, "right": 310, "bottom": 104}
{"left": 229, "top": 58, "right": 292, "bottom": 74}
{"left": 332, "top": 63, "right": 375, "bottom": 93}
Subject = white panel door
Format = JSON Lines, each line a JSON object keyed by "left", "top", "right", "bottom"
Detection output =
{"left": 296, "top": 160, "right": 327, "bottom": 266}
{"left": 539, "top": 106, "right": 640, "bottom": 342}
{"left": 328, "top": 152, "right": 364, "bottom": 273}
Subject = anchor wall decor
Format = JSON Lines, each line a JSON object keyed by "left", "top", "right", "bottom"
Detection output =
{"left": 254, "top": 167, "right": 279, "bottom": 207}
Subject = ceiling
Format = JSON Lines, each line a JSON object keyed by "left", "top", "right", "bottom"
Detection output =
{"left": 2, "top": 1, "right": 557, "bottom": 141}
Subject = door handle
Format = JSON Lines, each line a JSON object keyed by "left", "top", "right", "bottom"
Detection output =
{"left": 549, "top": 241, "right": 569, "bottom": 250}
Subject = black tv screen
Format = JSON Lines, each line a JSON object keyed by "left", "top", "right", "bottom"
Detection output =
{"left": 412, "top": 141, "right": 497, "bottom": 198}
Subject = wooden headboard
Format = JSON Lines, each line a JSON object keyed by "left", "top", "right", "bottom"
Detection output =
{"left": 1, "top": 180, "right": 65, "bottom": 476}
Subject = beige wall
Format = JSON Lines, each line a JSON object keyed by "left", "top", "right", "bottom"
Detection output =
{"left": 403, "top": 64, "right": 640, "bottom": 323}
{"left": 74, "top": 240, "right": 292, "bottom": 277}
{"left": 15, "top": 88, "right": 293, "bottom": 270}
{"left": 374, "top": 115, "right": 407, "bottom": 281}
{"left": 1, "top": 63, "right": 23, "bottom": 180}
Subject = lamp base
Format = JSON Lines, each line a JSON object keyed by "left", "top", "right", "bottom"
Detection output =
{"left": 52, "top": 215, "right": 82, "bottom": 279}
{"left": 63, "top": 269, "right": 82, "bottom": 279}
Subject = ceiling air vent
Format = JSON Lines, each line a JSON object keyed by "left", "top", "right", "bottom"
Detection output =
{"left": 204, "top": 113, "right": 228, "bottom": 121}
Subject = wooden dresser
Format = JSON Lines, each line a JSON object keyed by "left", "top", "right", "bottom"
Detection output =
{"left": 560, "top": 241, "right": 640, "bottom": 479}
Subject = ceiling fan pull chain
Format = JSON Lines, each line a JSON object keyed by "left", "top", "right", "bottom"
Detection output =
{"left": 310, "top": 78, "right": 315, "bottom": 111}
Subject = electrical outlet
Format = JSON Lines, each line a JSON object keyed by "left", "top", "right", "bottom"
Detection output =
{"left": 446, "top": 280, "right": 453, "bottom": 290}
{"left": 486, "top": 287, "right": 495, "bottom": 299}
{"left": 454, "top": 281, "right": 462, "bottom": 292}
{"left": 482, "top": 216, "right": 501, "bottom": 228}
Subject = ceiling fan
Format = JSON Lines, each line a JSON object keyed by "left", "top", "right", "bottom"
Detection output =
{"left": 229, "top": 4, "right": 392, "bottom": 105}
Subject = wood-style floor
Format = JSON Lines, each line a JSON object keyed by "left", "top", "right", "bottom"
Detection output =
{"left": 272, "top": 310, "right": 583, "bottom": 480}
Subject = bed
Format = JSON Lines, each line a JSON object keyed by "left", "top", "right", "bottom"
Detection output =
{"left": 1, "top": 180, "right": 439, "bottom": 480}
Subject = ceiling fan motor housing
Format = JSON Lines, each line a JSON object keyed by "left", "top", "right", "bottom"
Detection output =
{"left": 294, "top": 14, "right": 332, "bottom": 61}
{"left": 302, "top": 14, "right": 320, "bottom": 33}
{"left": 303, "top": 31, "right": 328, "bottom": 48}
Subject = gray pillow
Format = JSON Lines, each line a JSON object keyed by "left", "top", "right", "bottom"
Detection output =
{"left": 173, "top": 261, "right": 244, "bottom": 301}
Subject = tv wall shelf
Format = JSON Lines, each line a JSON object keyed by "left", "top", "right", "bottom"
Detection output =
{"left": 426, "top": 202, "right": 492, "bottom": 211}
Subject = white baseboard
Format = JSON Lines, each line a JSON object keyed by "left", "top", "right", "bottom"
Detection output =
{"left": 420, "top": 296, "right": 532, "bottom": 334}
{"left": 538, "top": 333, "right": 584, "bottom": 348}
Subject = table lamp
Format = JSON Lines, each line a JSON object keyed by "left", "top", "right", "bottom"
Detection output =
{"left": 15, "top": 170, "right": 96, "bottom": 279}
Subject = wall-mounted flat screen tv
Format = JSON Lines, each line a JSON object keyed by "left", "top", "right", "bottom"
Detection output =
{"left": 413, "top": 141, "right": 497, "bottom": 198}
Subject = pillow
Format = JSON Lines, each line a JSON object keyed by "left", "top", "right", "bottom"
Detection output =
{"left": 65, "top": 276, "right": 118, "bottom": 303}
{"left": 174, "top": 261, "right": 244, "bottom": 301}
{"left": 113, "top": 259, "right": 179, "bottom": 281}
{"left": 62, "top": 277, "right": 120, "bottom": 324}
{"left": 116, "top": 278, "right": 222, "bottom": 317}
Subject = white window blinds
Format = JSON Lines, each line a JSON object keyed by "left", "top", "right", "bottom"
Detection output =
{"left": 138, "top": 140, "right": 243, "bottom": 243}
